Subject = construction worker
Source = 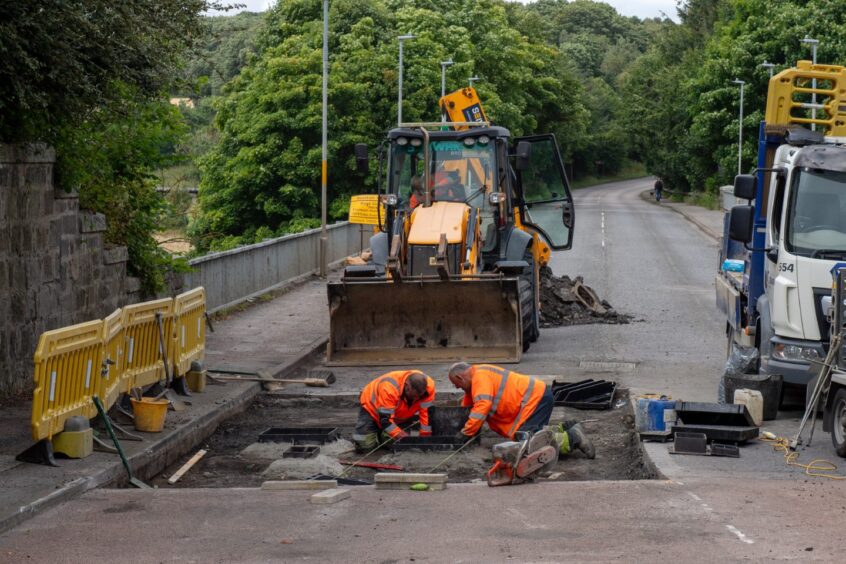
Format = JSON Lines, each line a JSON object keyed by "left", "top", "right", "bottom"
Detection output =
{"left": 448, "top": 362, "right": 595, "bottom": 458}
{"left": 353, "top": 370, "right": 435, "bottom": 452}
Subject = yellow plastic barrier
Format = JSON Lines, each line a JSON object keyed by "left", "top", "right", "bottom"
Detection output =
{"left": 99, "top": 308, "right": 126, "bottom": 410}
{"left": 121, "top": 298, "right": 175, "bottom": 391}
{"left": 172, "top": 287, "right": 207, "bottom": 377}
{"left": 766, "top": 60, "right": 846, "bottom": 136}
{"left": 30, "top": 320, "right": 103, "bottom": 441}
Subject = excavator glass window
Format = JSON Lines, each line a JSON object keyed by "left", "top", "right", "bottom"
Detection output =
{"left": 514, "top": 134, "right": 575, "bottom": 250}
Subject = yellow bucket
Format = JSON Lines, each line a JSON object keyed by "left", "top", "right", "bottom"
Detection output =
{"left": 131, "top": 398, "right": 169, "bottom": 432}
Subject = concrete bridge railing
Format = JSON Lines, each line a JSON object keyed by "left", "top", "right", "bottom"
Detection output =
{"left": 184, "top": 222, "right": 367, "bottom": 313}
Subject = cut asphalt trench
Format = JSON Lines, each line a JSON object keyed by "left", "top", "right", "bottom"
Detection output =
{"left": 2, "top": 178, "right": 846, "bottom": 561}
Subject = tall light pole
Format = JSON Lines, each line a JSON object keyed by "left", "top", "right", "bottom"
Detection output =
{"left": 397, "top": 34, "right": 415, "bottom": 126}
{"left": 733, "top": 78, "right": 745, "bottom": 177}
{"left": 801, "top": 36, "right": 819, "bottom": 131}
{"left": 319, "top": 0, "right": 329, "bottom": 277}
{"left": 439, "top": 59, "right": 453, "bottom": 122}
{"left": 468, "top": 76, "right": 480, "bottom": 88}
{"left": 760, "top": 61, "right": 775, "bottom": 78}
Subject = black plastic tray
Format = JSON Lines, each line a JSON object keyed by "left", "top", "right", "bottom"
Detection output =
{"left": 391, "top": 436, "right": 462, "bottom": 452}
{"left": 258, "top": 427, "right": 340, "bottom": 444}
{"left": 671, "top": 423, "right": 758, "bottom": 443}
{"left": 552, "top": 379, "right": 617, "bottom": 410}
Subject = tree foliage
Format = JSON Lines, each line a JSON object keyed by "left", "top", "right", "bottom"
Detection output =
{"left": 193, "top": 0, "right": 667, "bottom": 251}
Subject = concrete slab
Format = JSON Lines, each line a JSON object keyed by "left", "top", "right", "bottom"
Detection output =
{"left": 374, "top": 472, "right": 448, "bottom": 490}
{"left": 310, "top": 488, "right": 351, "bottom": 504}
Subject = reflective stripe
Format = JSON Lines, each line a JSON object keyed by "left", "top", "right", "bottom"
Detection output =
{"left": 419, "top": 401, "right": 433, "bottom": 408}
{"left": 508, "top": 377, "right": 538, "bottom": 436}
{"left": 474, "top": 394, "right": 494, "bottom": 402}
{"left": 419, "top": 425, "right": 432, "bottom": 432}
{"left": 385, "top": 423, "right": 399, "bottom": 433}
{"left": 469, "top": 412, "right": 486, "bottom": 420}
{"left": 370, "top": 375, "right": 401, "bottom": 407}
{"left": 377, "top": 408, "right": 395, "bottom": 415}
{"left": 490, "top": 367, "right": 510, "bottom": 414}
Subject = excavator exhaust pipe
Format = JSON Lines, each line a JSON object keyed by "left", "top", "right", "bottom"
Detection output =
{"left": 327, "top": 278, "right": 522, "bottom": 366}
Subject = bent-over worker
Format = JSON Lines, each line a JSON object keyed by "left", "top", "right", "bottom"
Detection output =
{"left": 353, "top": 370, "right": 435, "bottom": 452}
{"left": 448, "top": 362, "right": 594, "bottom": 458}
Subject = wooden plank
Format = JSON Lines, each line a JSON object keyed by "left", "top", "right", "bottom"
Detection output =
{"left": 167, "top": 449, "right": 207, "bottom": 485}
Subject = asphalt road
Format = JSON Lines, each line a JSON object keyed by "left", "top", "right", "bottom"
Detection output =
{"left": 3, "top": 178, "right": 843, "bottom": 562}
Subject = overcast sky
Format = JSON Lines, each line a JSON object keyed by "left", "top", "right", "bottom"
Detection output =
{"left": 212, "top": 1, "right": 679, "bottom": 21}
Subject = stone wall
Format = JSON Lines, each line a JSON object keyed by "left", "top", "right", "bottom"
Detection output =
{"left": 0, "top": 144, "right": 140, "bottom": 395}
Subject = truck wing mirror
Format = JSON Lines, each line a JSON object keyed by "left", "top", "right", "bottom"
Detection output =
{"left": 515, "top": 141, "right": 531, "bottom": 171}
{"left": 354, "top": 143, "right": 369, "bottom": 174}
{"left": 733, "top": 174, "right": 756, "bottom": 200}
{"left": 729, "top": 205, "right": 754, "bottom": 243}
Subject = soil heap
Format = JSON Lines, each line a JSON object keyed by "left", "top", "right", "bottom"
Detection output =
{"left": 539, "top": 267, "right": 632, "bottom": 327}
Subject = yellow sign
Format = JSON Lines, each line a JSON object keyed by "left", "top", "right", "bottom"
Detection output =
{"left": 348, "top": 194, "right": 385, "bottom": 225}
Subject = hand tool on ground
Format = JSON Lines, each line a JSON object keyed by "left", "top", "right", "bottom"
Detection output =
{"left": 207, "top": 368, "right": 336, "bottom": 388}
{"left": 92, "top": 396, "right": 151, "bottom": 489}
{"left": 154, "top": 313, "right": 189, "bottom": 410}
{"left": 485, "top": 428, "right": 559, "bottom": 487}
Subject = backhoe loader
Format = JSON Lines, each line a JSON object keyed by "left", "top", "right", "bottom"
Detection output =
{"left": 327, "top": 87, "right": 574, "bottom": 365}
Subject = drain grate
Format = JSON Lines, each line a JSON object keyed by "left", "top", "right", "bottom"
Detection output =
{"left": 282, "top": 445, "right": 320, "bottom": 459}
{"left": 552, "top": 379, "right": 617, "bottom": 410}
{"left": 579, "top": 361, "right": 636, "bottom": 372}
{"left": 258, "top": 427, "right": 340, "bottom": 444}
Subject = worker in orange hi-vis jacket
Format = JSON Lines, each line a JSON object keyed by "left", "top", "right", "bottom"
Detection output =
{"left": 352, "top": 370, "right": 435, "bottom": 452}
{"left": 447, "top": 362, "right": 594, "bottom": 458}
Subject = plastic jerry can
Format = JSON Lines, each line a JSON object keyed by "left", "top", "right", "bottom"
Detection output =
{"left": 733, "top": 389, "right": 763, "bottom": 426}
{"left": 635, "top": 397, "right": 677, "bottom": 432}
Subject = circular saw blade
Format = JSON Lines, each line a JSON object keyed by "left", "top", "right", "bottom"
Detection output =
{"left": 526, "top": 428, "right": 560, "bottom": 476}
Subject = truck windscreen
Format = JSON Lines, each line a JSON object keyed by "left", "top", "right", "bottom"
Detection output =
{"left": 787, "top": 168, "right": 846, "bottom": 257}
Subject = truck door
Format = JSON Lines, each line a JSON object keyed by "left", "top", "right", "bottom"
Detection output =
{"left": 514, "top": 134, "right": 575, "bottom": 249}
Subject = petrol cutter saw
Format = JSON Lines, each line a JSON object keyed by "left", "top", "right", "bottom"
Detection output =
{"left": 486, "top": 428, "right": 559, "bottom": 486}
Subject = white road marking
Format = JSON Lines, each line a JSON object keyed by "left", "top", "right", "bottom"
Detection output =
{"left": 687, "top": 492, "right": 702, "bottom": 502}
{"left": 726, "top": 524, "right": 754, "bottom": 545}
{"left": 506, "top": 507, "right": 544, "bottom": 530}
{"left": 601, "top": 211, "right": 606, "bottom": 248}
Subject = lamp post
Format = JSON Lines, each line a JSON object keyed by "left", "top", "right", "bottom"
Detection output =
{"left": 801, "top": 36, "right": 819, "bottom": 131}
{"left": 439, "top": 59, "right": 453, "bottom": 122}
{"left": 760, "top": 61, "right": 775, "bottom": 78}
{"left": 319, "top": 0, "right": 329, "bottom": 277}
{"left": 397, "top": 34, "right": 415, "bottom": 126}
{"left": 732, "top": 78, "right": 745, "bottom": 177}
{"left": 468, "top": 76, "right": 480, "bottom": 88}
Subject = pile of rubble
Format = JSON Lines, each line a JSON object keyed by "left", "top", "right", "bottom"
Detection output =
{"left": 539, "top": 267, "right": 632, "bottom": 327}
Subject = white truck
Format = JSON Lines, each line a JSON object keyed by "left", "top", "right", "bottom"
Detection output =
{"left": 717, "top": 60, "right": 846, "bottom": 409}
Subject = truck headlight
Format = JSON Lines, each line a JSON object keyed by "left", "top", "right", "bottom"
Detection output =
{"left": 771, "top": 343, "right": 820, "bottom": 362}
{"left": 488, "top": 192, "right": 506, "bottom": 204}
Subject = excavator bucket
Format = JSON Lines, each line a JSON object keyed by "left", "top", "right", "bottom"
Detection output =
{"left": 327, "top": 278, "right": 522, "bottom": 366}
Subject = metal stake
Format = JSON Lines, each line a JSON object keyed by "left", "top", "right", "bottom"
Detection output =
{"left": 319, "top": 0, "right": 329, "bottom": 277}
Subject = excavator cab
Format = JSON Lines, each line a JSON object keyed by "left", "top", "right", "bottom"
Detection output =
{"left": 327, "top": 90, "right": 574, "bottom": 365}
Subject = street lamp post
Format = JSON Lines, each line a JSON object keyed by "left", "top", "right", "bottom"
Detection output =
{"left": 440, "top": 59, "right": 453, "bottom": 122}
{"left": 760, "top": 61, "right": 775, "bottom": 78}
{"left": 468, "top": 76, "right": 480, "bottom": 88}
{"left": 397, "top": 34, "right": 415, "bottom": 126}
{"left": 319, "top": 0, "right": 329, "bottom": 277}
{"left": 801, "top": 36, "right": 819, "bottom": 131}
{"left": 733, "top": 78, "right": 745, "bottom": 177}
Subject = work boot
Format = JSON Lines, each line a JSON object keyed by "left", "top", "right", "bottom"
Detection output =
{"left": 567, "top": 423, "right": 595, "bottom": 459}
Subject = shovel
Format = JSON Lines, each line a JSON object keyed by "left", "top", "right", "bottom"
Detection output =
{"left": 93, "top": 396, "right": 151, "bottom": 489}
{"left": 154, "top": 313, "right": 188, "bottom": 411}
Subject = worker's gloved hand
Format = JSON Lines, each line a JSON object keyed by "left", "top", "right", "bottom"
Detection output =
{"left": 454, "top": 431, "right": 478, "bottom": 445}
{"left": 394, "top": 430, "right": 409, "bottom": 441}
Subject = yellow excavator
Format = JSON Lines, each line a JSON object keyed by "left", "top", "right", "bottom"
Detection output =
{"left": 327, "top": 87, "right": 575, "bottom": 365}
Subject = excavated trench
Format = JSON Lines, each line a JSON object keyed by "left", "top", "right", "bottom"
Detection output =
{"left": 152, "top": 389, "right": 658, "bottom": 488}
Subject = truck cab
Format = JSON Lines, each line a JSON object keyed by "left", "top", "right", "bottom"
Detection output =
{"left": 718, "top": 60, "right": 846, "bottom": 396}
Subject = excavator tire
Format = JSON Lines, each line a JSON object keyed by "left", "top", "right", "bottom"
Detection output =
{"left": 519, "top": 277, "right": 534, "bottom": 353}
{"left": 520, "top": 247, "right": 540, "bottom": 346}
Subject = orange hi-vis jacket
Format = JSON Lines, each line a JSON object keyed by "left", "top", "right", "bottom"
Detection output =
{"left": 360, "top": 370, "right": 435, "bottom": 438}
{"left": 460, "top": 365, "right": 546, "bottom": 439}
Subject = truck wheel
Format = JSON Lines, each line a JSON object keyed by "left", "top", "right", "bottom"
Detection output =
{"left": 522, "top": 248, "right": 540, "bottom": 343}
{"left": 831, "top": 388, "right": 846, "bottom": 458}
{"left": 518, "top": 278, "right": 534, "bottom": 353}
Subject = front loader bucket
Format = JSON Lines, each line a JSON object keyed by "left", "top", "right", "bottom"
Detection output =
{"left": 327, "top": 278, "right": 522, "bottom": 366}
